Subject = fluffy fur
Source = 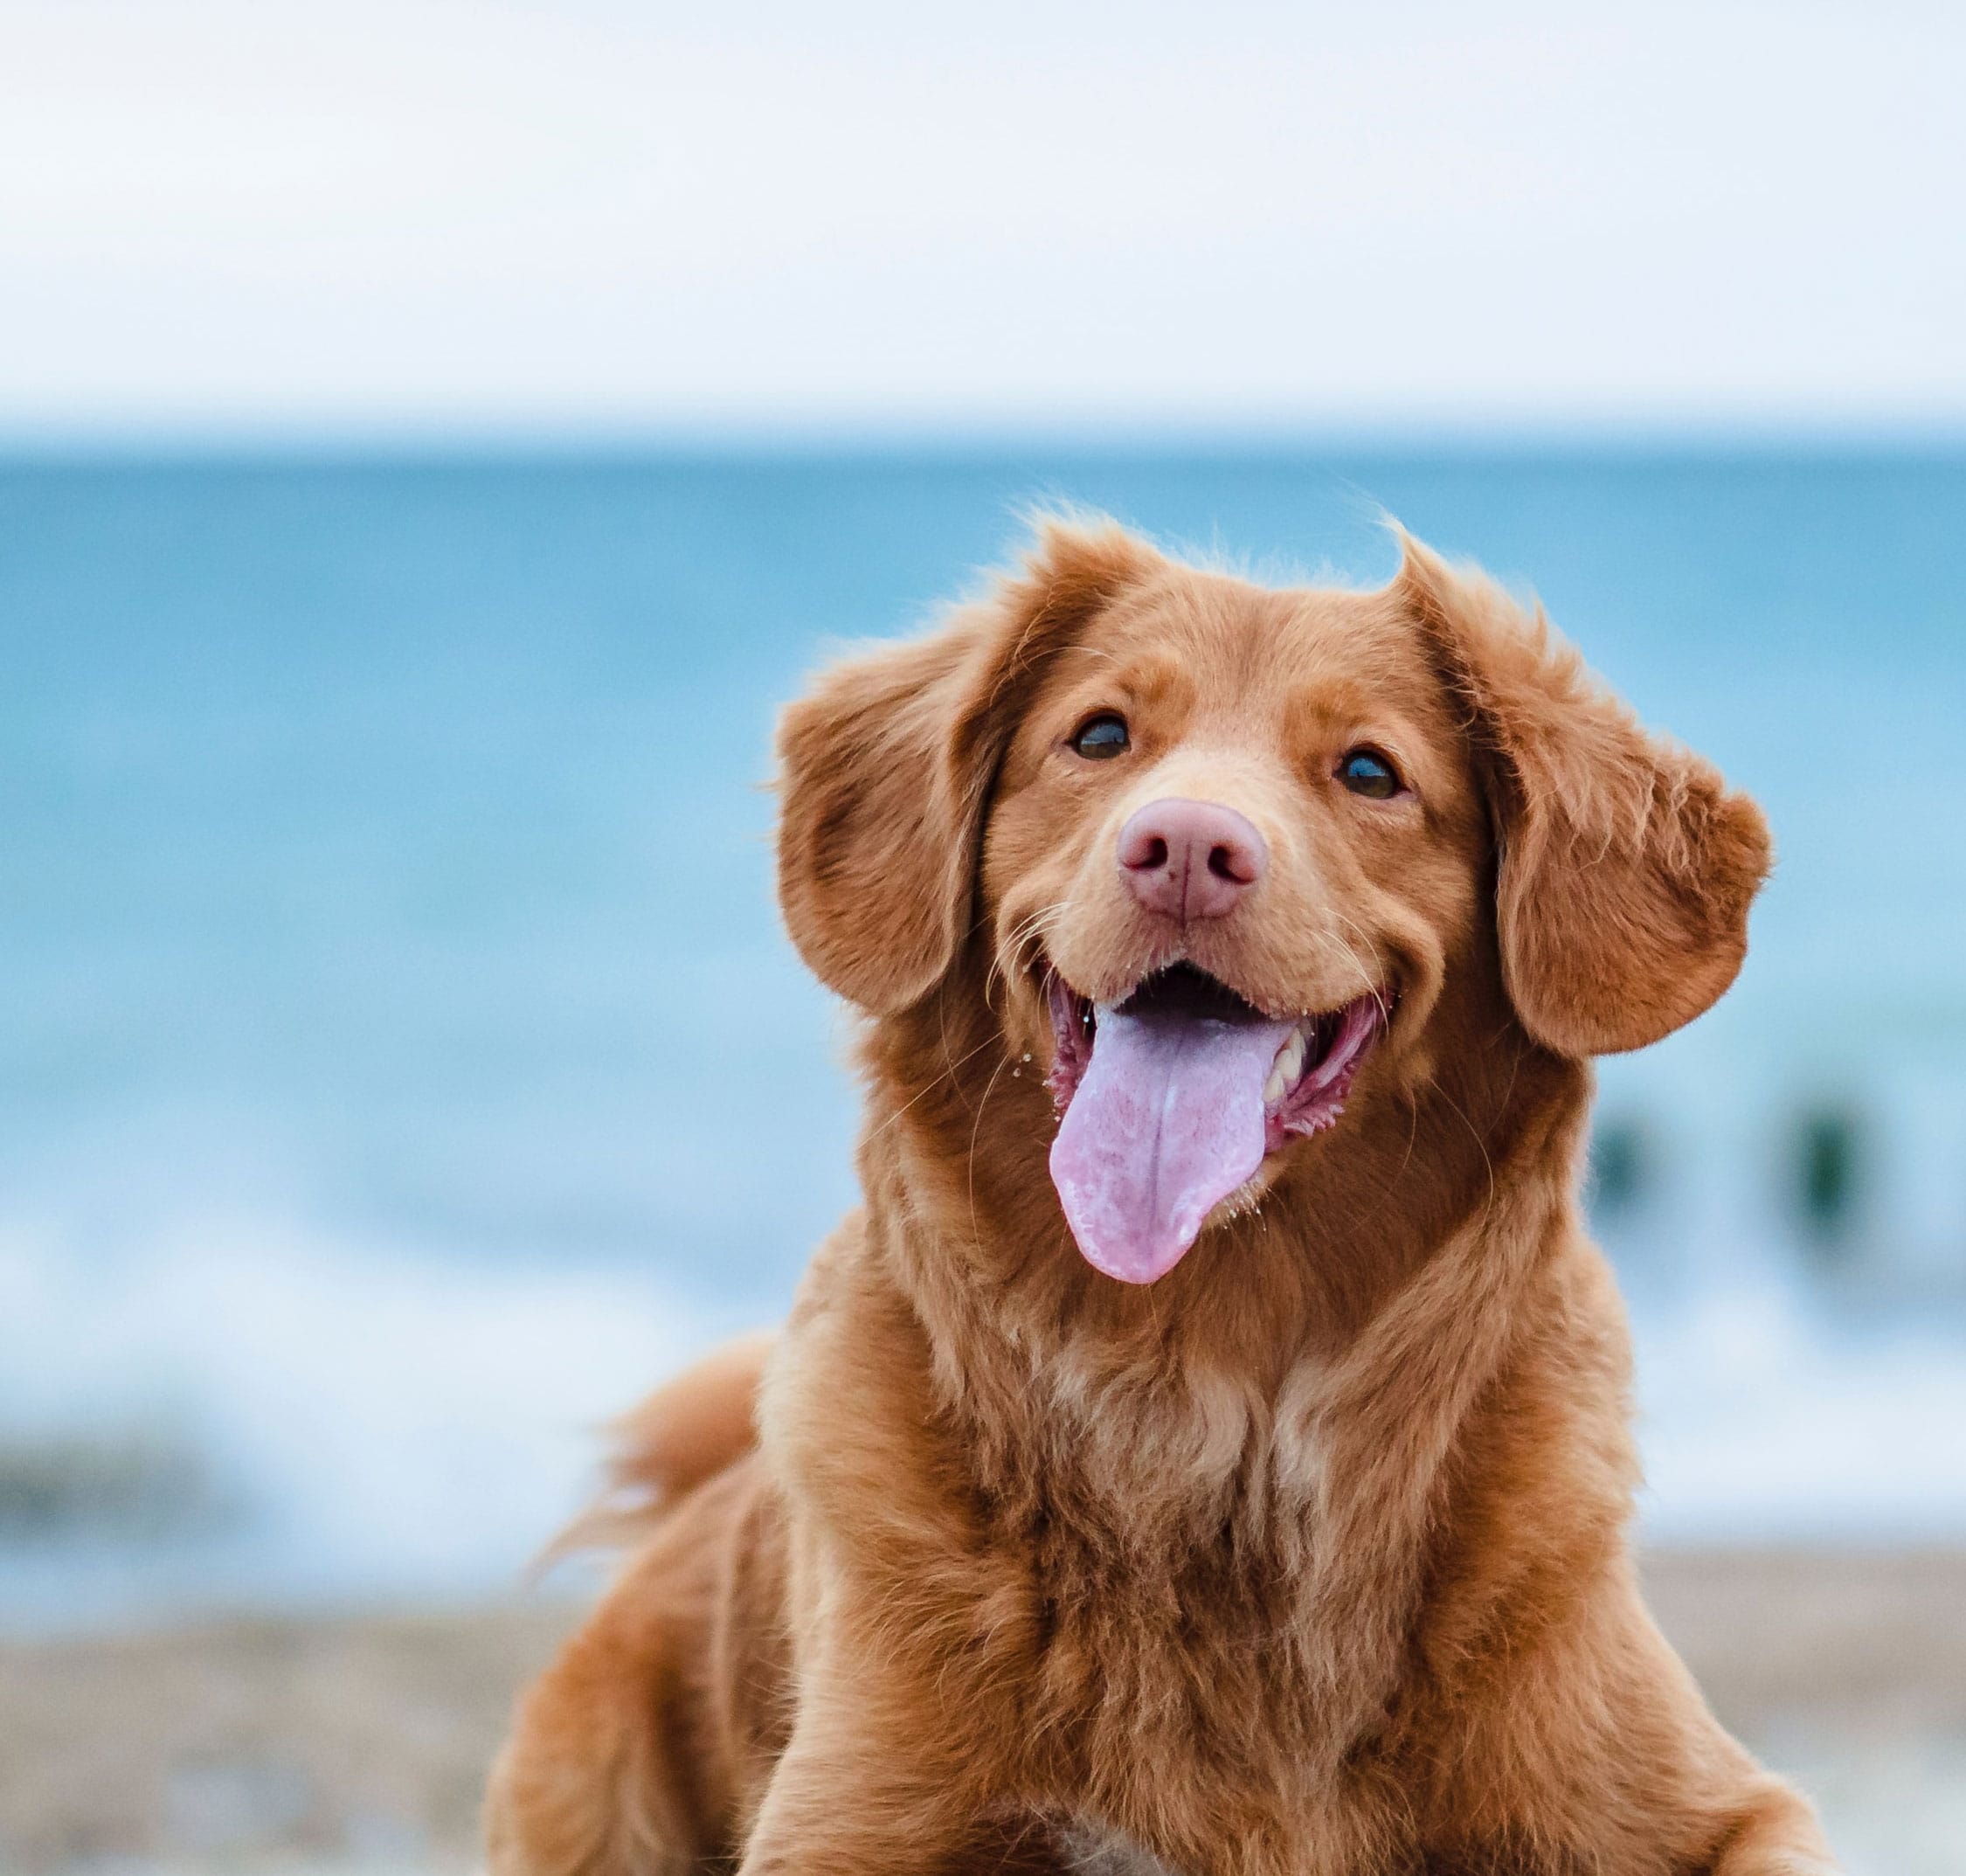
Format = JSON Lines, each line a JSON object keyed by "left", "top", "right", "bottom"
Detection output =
{"left": 487, "top": 523, "right": 1835, "bottom": 1875}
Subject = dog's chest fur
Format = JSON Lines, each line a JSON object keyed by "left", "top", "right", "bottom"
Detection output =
{"left": 959, "top": 1350, "right": 1368, "bottom": 1795}
{"left": 1058, "top": 1820, "right": 1185, "bottom": 1875}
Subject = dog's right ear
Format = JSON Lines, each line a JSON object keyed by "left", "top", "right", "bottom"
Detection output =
{"left": 776, "top": 521, "right": 1154, "bottom": 1015}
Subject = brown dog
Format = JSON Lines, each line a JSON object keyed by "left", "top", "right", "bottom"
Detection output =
{"left": 487, "top": 523, "right": 1837, "bottom": 1875}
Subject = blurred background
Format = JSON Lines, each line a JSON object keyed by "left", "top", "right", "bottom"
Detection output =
{"left": 2, "top": 3, "right": 1963, "bottom": 1872}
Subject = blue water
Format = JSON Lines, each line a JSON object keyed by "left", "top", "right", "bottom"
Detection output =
{"left": 3, "top": 447, "right": 1963, "bottom": 1629}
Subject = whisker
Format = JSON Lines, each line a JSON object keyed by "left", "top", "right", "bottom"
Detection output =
{"left": 1318, "top": 912, "right": 1404, "bottom": 1046}
{"left": 1435, "top": 1083, "right": 1499, "bottom": 1229}
{"left": 867, "top": 1031, "right": 1008, "bottom": 1142}
{"left": 965, "top": 1046, "right": 1021, "bottom": 1248}
{"left": 986, "top": 899, "right": 1069, "bottom": 1009}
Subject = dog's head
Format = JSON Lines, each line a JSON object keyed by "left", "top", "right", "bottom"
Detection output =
{"left": 778, "top": 521, "right": 1768, "bottom": 1284}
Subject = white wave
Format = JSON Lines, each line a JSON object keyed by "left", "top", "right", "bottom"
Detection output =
{"left": 0, "top": 1210, "right": 741, "bottom": 1626}
{"left": 1635, "top": 1278, "right": 1966, "bottom": 1544}
{"left": 2, "top": 1205, "right": 1963, "bottom": 1630}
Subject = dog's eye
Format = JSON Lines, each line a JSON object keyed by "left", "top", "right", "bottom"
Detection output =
{"left": 1071, "top": 713, "right": 1131, "bottom": 760}
{"left": 1339, "top": 749, "right": 1402, "bottom": 799}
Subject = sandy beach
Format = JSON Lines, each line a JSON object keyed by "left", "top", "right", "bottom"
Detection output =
{"left": 3, "top": 1548, "right": 1960, "bottom": 1875}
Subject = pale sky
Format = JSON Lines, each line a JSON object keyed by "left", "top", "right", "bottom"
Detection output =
{"left": 3, "top": 0, "right": 1963, "bottom": 436}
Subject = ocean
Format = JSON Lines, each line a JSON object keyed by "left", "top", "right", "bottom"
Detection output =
{"left": 3, "top": 446, "right": 1963, "bottom": 1630}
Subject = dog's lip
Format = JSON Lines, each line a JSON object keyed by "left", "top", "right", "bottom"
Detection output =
{"left": 1038, "top": 956, "right": 1356, "bottom": 1028}
{"left": 1041, "top": 959, "right": 1392, "bottom": 1141}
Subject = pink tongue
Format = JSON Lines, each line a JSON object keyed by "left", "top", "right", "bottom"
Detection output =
{"left": 1049, "top": 1007, "right": 1295, "bottom": 1284}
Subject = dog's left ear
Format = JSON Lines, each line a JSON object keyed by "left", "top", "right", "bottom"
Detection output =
{"left": 777, "top": 520, "right": 1154, "bottom": 1014}
{"left": 1395, "top": 533, "right": 1772, "bottom": 1057}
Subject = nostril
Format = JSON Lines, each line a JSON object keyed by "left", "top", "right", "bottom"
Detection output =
{"left": 1117, "top": 798, "right": 1268, "bottom": 917}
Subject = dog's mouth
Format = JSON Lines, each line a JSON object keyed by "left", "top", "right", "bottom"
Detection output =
{"left": 1042, "top": 962, "right": 1389, "bottom": 1285}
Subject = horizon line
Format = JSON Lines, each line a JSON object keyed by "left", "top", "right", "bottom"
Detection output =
{"left": 5, "top": 412, "right": 1966, "bottom": 464}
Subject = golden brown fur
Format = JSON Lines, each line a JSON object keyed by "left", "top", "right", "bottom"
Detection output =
{"left": 488, "top": 523, "right": 1835, "bottom": 1874}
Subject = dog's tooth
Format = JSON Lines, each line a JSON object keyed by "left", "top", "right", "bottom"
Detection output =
{"left": 1264, "top": 1030, "right": 1308, "bottom": 1105}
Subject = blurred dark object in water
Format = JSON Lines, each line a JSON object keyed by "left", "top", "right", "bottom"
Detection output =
{"left": 1792, "top": 1104, "right": 1865, "bottom": 1263}
{"left": 0, "top": 1426, "right": 225, "bottom": 1542}
{"left": 1589, "top": 1115, "right": 1651, "bottom": 1217}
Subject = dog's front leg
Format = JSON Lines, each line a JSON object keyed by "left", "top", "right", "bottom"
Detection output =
{"left": 1702, "top": 1776, "right": 1838, "bottom": 1876}
{"left": 734, "top": 1677, "right": 992, "bottom": 1876}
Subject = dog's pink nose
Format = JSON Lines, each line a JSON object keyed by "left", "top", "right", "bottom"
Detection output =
{"left": 1118, "top": 799, "right": 1268, "bottom": 923}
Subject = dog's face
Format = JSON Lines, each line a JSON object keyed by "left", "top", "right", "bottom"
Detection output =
{"left": 980, "top": 571, "right": 1489, "bottom": 1279}
{"left": 778, "top": 522, "right": 1769, "bottom": 1285}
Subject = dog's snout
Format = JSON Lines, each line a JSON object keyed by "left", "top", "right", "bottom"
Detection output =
{"left": 1118, "top": 798, "right": 1268, "bottom": 923}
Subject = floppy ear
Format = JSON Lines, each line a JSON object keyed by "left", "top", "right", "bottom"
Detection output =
{"left": 776, "top": 520, "right": 1153, "bottom": 1014}
{"left": 1395, "top": 534, "right": 1771, "bottom": 1057}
